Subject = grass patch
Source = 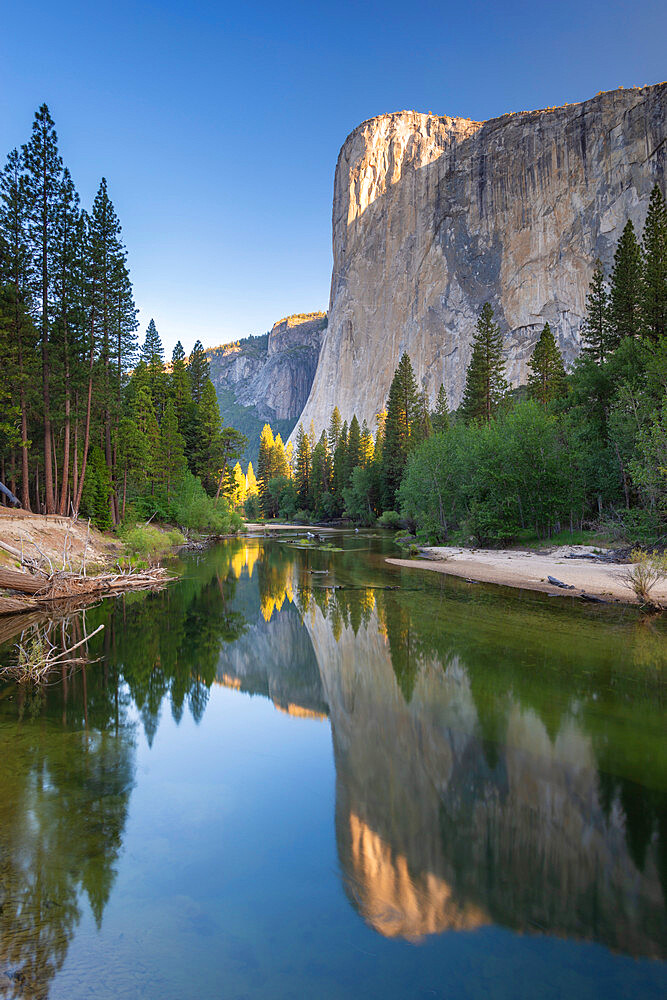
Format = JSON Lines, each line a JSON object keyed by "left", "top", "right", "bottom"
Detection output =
{"left": 120, "top": 525, "right": 185, "bottom": 563}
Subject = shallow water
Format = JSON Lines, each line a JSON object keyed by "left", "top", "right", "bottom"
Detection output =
{"left": 0, "top": 533, "right": 665, "bottom": 999}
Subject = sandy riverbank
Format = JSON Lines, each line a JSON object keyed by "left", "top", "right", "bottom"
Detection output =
{"left": 386, "top": 545, "right": 667, "bottom": 607}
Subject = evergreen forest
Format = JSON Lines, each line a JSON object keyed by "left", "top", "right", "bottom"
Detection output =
{"left": 0, "top": 105, "right": 247, "bottom": 531}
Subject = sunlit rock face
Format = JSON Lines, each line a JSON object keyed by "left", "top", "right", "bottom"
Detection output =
{"left": 294, "top": 83, "right": 666, "bottom": 438}
{"left": 301, "top": 605, "right": 666, "bottom": 955}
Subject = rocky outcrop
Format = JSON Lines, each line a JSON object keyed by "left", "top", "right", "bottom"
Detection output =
{"left": 207, "top": 312, "right": 326, "bottom": 463}
{"left": 294, "top": 83, "right": 666, "bottom": 438}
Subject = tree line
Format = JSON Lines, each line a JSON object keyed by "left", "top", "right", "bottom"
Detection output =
{"left": 0, "top": 104, "right": 246, "bottom": 530}
{"left": 251, "top": 184, "right": 666, "bottom": 544}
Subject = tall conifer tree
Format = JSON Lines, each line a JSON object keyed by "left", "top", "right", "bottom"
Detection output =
{"left": 295, "top": 422, "right": 312, "bottom": 507}
{"left": 381, "top": 352, "right": 421, "bottom": 506}
{"left": 157, "top": 398, "right": 186, "bottom": 499}
{"left": 327, "top": 406, "right": 342, "bottom": 455}
{"left": 460, "top": 304, "right": 507, "bottom": 424}
{"left": 640, "top": 183, "right": 667, "bottom": 341}
{"left": 431, "top": 384, "right": 450, "bottom": 434}
{"left": 608, "top": 220, "right": 642, "bottom": 345}
{"left": 580, "top": 261, "right": 611, "bottom": 365}
{"left": 527, "top": 323, "right": 566, "bottom": 406}
{"left": 189, "top": 340, "right": 210, "bottom": 404}
{"left": 0, "top": 148, "right": 35, "bottom": 508}
{"left": 347, "top": 415, "right": 361, "bottom": 479}
{"left": 141, "top": 319, "right": 165, "bottom": 415}
{"left": 22, "top": 104, "right": 63, "bottom": 512}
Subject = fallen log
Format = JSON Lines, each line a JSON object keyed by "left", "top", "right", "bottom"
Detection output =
{"left": 0, "top": 567, "right": 46, "bottom": 595}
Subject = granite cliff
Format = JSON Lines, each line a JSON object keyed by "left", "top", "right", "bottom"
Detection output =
{"left": 294, "top": 82, "right": 666, "bottom": 439}
{"left": 207, "top": 312, "right": 326, "bottom": 464}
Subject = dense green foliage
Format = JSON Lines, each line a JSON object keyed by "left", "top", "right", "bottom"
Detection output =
{"left": 0, "top": 105, "right": 247, "bottom": 533}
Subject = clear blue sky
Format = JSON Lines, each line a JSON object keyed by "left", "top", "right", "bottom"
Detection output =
{"left": 1, "top": 0, "right": 665, "bottom": 356}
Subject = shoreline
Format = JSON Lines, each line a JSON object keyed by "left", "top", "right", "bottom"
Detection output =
{"left": 386, "top": 545, "right": 667, "bottom": 608}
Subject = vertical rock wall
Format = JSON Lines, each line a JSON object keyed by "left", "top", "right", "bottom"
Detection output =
{"left": 293, "top": 83, "right": 666, "bottom": 439}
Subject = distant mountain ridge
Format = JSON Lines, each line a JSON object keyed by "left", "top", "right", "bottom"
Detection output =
{"left": 207, "top": 312, "right": 326, "bottom": 466}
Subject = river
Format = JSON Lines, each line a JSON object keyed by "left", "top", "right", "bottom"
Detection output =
{"left": 0, "top": 532, "right": 665, "bottom": 998}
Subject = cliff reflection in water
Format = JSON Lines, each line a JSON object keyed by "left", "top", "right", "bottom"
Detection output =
{"left": 217, "top": 539, "right": 666, "bottom": 957}
{"left": 0, "top": 536, "right": 664, "bottom": 996}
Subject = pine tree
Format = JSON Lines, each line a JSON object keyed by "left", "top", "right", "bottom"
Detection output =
{"left": 132, "top": 388, "right": 160, "bottom": 494}
{"left": 333, "top": 422, "right": 348, "bottom": 513}
{"left": 157, "top": 398, "right": 186, "bottom": 499}
{"left": 188, "top": 340, "right": 210, "bottom": 404}
{"left": 310, "top": 431, "right": 332, "bottom": 512}
{"left": 527, "top": 323, "right": 566, "bottom": 406}
{"left": 295, "top": 423, "right": 312, "bottom": 508}
{"left": 347, "top": 415, "right": 361, "bottom": 479}
{"left": 431, "top": 384, "right": 450, "bottom": 434}
{"left": 0, "top": 147, "right": 36, "bottom": 508}
{"left": 22, "top": 103, "right": 63, "bottom": 512}
{"left": 140, "top": 319, "right": 166, "bottom": 415}
{"left": 80, "top": 445, "right": 112, "bottom": 529}
{"left": 193, "top": 379, "right": 223, "bottom": 493}
{"left": 580, "top": 260, "right": 611, "bottom": 364}
{"left": 52, "top": 167, "right": 82, "bottom": 515}
{"left": 382, "top": 352, "right": 421, "bottom": 506}
{"left": 89, "top": 177, "right": 131, "bottom": 520}
{"left": 460, "top": 304, "right": 507, "bottom": 424}
{"left": 116, "top": 416, "right": 146, "bottom": 519}
{"left": 328, "top": 406, "right": 342, "bottom": 455}
{"left": 608, "top": 220, "right": 642, "bottom": 346}
{"left": 640, "top": 183, "right": 667, "bottom": 341}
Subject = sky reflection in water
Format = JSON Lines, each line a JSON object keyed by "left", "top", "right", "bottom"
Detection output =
{"left": 0, "top": 534, "right": 665, "bottom": 999}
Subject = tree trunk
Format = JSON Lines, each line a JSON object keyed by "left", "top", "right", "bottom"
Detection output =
{"left": 74, "top": 310, "right": 96, "bottom": 513}
{"left": 72, "top": 416, "right": 79, "bottom": 510}
{"left": 58, "top": 320, "right": 71, "bottom": 515}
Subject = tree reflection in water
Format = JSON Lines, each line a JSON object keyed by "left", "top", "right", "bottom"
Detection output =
{"left": 0, "top": 545, "right": 249, "bottom": 997}
{"left": 0, "top": 535, "right": 664, "bottom": 997}
{"left": 285, "top": 542, "right": 666, "bottom": 958}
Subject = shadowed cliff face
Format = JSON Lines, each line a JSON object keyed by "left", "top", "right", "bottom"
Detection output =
{"left": 294, "top": 83, "right": 666, "bottom": 438}
{"left": 208, "top": 313, "right": 326, "bottom": 464}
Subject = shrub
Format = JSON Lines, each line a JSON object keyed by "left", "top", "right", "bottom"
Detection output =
{"left": 623, "top": 550, "right": 667, "bottom": 606}
{"left": 120, "top": 526, "right": 175, "bottom": 560}
{"left": 169, "top": 470, "right": 235, "bottom": 532}
{"left": 377, "top": 510, "right": 402, "bottom": 529}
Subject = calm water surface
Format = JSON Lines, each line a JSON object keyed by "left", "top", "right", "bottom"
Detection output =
{"left": 0, "top": 532, "right": 665, "bottom": 999}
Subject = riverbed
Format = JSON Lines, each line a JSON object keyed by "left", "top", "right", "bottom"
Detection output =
{"left": 0, "top": 532, "right": 665, "bottom": 998}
